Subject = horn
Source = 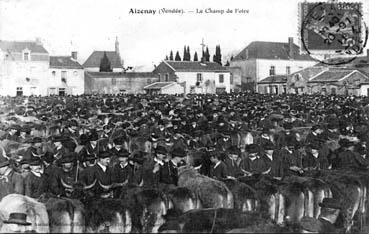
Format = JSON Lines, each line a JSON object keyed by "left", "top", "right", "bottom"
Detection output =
{"left": 194, "top": 165, "right": 202, "bottom": 171}
{"left": 83, "top": 179, "right": 97, "bottom": 190}
{"left": 98, "top": 181, "right": 112, "bottom": 190}
{"left": 61, "top": 179, "right": 74, "bottom": 189}
{"left": 31, "top": 151, "right": 42, "bottom": 158}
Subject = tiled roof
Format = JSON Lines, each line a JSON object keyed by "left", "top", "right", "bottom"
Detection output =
{"left": 85, "top": 71, "right": 156, "bottom": 78}
{"left": 309, "top": 70, "right": 354, "bottom": 82}
{"left": 50, "top": 56, "right": 83, "bottom": 69}
{"left": 233, "top": 41, "right": 313, "bottom": 61}
{"left": 258, "top": 75, "right": 287, "bottom": 84}
{"left": 83, "top": 51, "right": 123, "bottom": 69}
{"left": 0, "top": 40, "right": 48, "bottom": 54}
{"left": 144, "top": 82, "right": 175, "bottom": 90}
{"left": 164, "top": 61, "right": 229, "bottom": 72}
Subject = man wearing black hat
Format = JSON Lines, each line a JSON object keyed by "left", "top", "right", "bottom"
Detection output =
{"left": 280, "top": 139, "right": 304, "bottom": 176}
{"left": 332, "top": 139, "right": 356, "bottom": 170}
{"left": 224, "top": 146, "right": 242, "bottom": 178}
{"left": 51, "top": 135, "right": 71, "bottom": 161}
{"left": 82, "top": 151, "right": 114, "bottom": 198}
{"left": 142, "top": 145, "right": 167, "bottom": 189}
{"left": 260, "top": 143, "right": 284, "bottom": 178}
{"left": 111, "top": 149, "right": 132, "bottom": 197}
{"left": 209, "top": 151, "right": 229, "bottom": 180}
{"left": 128, "top": 150, "right": 145, "bottom": 186}
{"left": 49, "top": 152, "right": 78, "bottom": 197}
{"left": 239, "top": 144, "right": 266, "bottom": 176}
{"left": 303, "top": 142, "right": 330, "bottom": 171}
{"left": 158, "top": 148, "right": 186, "bottom": 188}
{"left": 24, "top": 157, "right": 46, "bottom": 198}
{"left": 109, "top": 136, "right": 128, "bottom": 168}
{"left": 305, "top": 125, "right": 324, "bottom": 145}
{"left": 0, "top": 156, "right": 24, "bottom": 200}
{"left": 2, "top": 125, "right": 20, "bottom": 141}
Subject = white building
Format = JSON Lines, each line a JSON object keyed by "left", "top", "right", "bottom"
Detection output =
{"left": 49, "top": 53, "right": 84, "bottom": 95}
{"left": 153, "top": 61, "right": 231, "bottom": 94}
{"left": 230, "top": 37, "right": 317, "bottom": 92}
{"left": 0, "top": 40, "right": 50, "bottom": 96}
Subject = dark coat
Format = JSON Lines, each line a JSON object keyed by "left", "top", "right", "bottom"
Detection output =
{"left": 159, "top": 161, "right": 178, "bottom": 186}
{"left": 302, "top": 152, "right": 330, "bottom": 170}
{"left": 111, "top": 163, "right": 134, "bottom": 184}
{"left": 260, "top": 152, "right": 284, "bottom": 177}
{"left": 280, "top": 148, "right": 303, "bottom": 176}
{"left": 24, "top": 172, "right": 47, "bottom": 198}
{"left": 49, "top": 166, "right": 78, "bottom": 197}
{"left": 239, "top": 156, "right": 267, "bottom": 174}
{"left": 83, "top": 164, "right": 114, "bottom": 197}
{"left": 223, "top": 156, "right": 242, "bottom": 177}
{"left": 0, "top": 170, "right": 24, "bottom": 200}
{"left": 209, "top": 161, "right": 229, "bottom": 180}
{"left": 333, "top": 149, "right": 357, "bottom": 170}
{"left": 141, "top": 157, "right": 160, "bottom": 189}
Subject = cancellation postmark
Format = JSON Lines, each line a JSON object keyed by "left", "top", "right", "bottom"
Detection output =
{"left": 299, "top": 1, "right": 368, "bottom": 65}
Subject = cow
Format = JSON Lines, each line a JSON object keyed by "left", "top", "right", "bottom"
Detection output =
{"left": 178, "top": 166, "right": 234, "bottom": 209}
{"left": 84, "top": 198, "right": 132, "bottom": 233}
{"left": 0, "top": 194, "right": 49, "bottom": 233}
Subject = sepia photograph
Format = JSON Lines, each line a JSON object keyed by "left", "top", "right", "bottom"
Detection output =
{"left": 0, "top": 0, "right": 368, "bottom": 233}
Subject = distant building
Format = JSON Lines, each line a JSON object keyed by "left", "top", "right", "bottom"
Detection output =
{"left": 144, "top": 82, "right": 185, "bottom": 95}
{"left": 258, "top": 54, "right": 369, "bottom": 96}
{"left": 153, "top": 61, "right": 231, "bottom": 94}
{"left": 49, "top": 52, "right": 84, "bottom": 95}
{"left": 230, "top": 37, "right": 317, "bottom": 91}
{"left": 0, "top": 40, "right": 49, "bottom": 96}
{"left": 85, "top": 71, "right": 158, "bottom": 94}
{"left": 83, "top": 37, "right": 124, "bottom": 72}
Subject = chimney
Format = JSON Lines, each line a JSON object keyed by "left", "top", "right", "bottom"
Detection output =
{"left": 71, "top": 51, "right": 77, "bottom": 60}
{"left": 288, "top": 37, "right": 294, "bottom": 59}
{"left": 35, "top": 37, "right": 42, "bottom": 45}
{"left": 367, "top": 49, "right": 369, "bottom": 63}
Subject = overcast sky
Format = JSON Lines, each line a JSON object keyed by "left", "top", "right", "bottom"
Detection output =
{"left": 0, "top": 0, "right": 368, "bottom": 70}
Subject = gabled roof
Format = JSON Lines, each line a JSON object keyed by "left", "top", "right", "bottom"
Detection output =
{"left": 83, "top": 51, "right": 123, "bottom": 69}
{"left": 0, "top": 40, "right": 48, "bottom": 54}
{"left": 144, "top": 82, "right": 175, "bottom": 90}
{"left": 85, "top": 71, "right": 156, "bottom": 78}
{"left": 233, "top": 41, "right": 313, "bottom": 61}
{"left": 308, "top": 69, "right": 361, "bottom": 83}
{"left": 163, "top": 61, "right": 229, "bottom": 72}
{"left": 50, "top": 56, "right": 83, "bottom": 69}
{"left": 258, "top": 75, "right": 287, "bottom": 84}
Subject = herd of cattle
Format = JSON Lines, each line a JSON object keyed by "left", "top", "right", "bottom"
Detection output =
{"left": 0, "top": 159, "right": 368, "bottom": 233}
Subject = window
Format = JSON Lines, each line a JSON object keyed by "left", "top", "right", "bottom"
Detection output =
{"left": 112, "top": 78, "right": 116, "bottom": 85}
{"left": 61, "top": 71, "right": 67, "bottom": 79}
{"left": 165, "top": 74, "right": 169, "bottom": 82}
{"left": 16, "top": 87, "right": 23, "bottom": 96}
{"left": 158, "top": 74, "right": 161, "bottom": 81}
{"left": 286, "top": 66, "right": 291, "bottom": 75}
{"left": 230, "top": 74, "right": 234, "bottom": 84}
{"left": 219, "top": 74, "right": 224, "bottom": 83}
{"left": 23, "top": 52, "right": 29, "bottom": 61}
{"left": 283, "top": 85, "right": 287, "bottom": 93}
{"left": 196, "top": 73, "right": 203, "bottom": 82}
{"left": 52, "top": 71, "right": 56, "bottom": 77}
{"left": 59, "top": 88, "right": 66, "bottom": 96}
{"left": 269, "top": 66, "right": 275, "bottom": 76}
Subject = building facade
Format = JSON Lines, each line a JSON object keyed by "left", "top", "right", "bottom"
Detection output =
{"left": 144, "top": 82, "right": 185, "bottom": 95}
{"left": 153, "top": 61, "right": 231, "bottom": 94}
{"left": 85, "top": 71, "right": 158, "bottom": 94}
{"left": 230, "top": 37, "right": 317, "bottom": 91}
{"left": 0, "top": 40, "right": 50, "bottom": 96}
{"left": 83, "top": 37, "right": 124, "bottom": 72}
{"left": 49, "top": 53, "right": 84, "bottom": 95}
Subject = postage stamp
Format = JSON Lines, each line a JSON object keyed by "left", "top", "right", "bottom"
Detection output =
{"left": 299, "top": 1, "right": 368, "bottom": 65}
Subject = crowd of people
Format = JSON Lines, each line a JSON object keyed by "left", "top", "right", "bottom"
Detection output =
{"left": 0, "top": 92, "right": 369, "bottom": 232}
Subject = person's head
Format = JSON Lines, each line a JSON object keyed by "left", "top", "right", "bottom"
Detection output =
{"left": 264, "top": 144, "right": 274, "bottom": 156}
{"left": 29, "top": 159, "right": 43, "bottom": 174}
{"left": 209, "top": 151, "right": 221, "bottom": 164}
{"left": 98, "top": 151, "right": 111, "bottom": 166}
{"left": 247, "top": 144, "right": 260, "bottom": 157}
{"left": 171, "top": 148, "right": 187, "bottom": 164}
{"left": 59, "top": 153, "right": 77, "bottom": 171}
{"left": 117, "top": 149, "right": 129, "bottom": 165}
{"left": 227, "top": 146, "right": 239, "bottom": 161}
{"left": 3, "top": 212, "right": 31, "bottom": 233}
{"left": 155, "top": 145, "right": 167, "bottom": 161}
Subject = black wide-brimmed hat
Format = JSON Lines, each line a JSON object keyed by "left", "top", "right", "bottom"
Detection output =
{"left": 59, "top": 152, "right": 77, "bottom": 164}
{"left": 97, "top": 151, "right": 111, "bottom": 159}
{"left": 117, "top": 149, "right": 129, "bottom": 158}
{"left": 171, "top": 148, "right": 186, "bottom": 158}
{"left": 3, "top": 212, "right": 31, "bottom": 226}
{"left": 155, "top": 145, "right": 168, "bottom": 155}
